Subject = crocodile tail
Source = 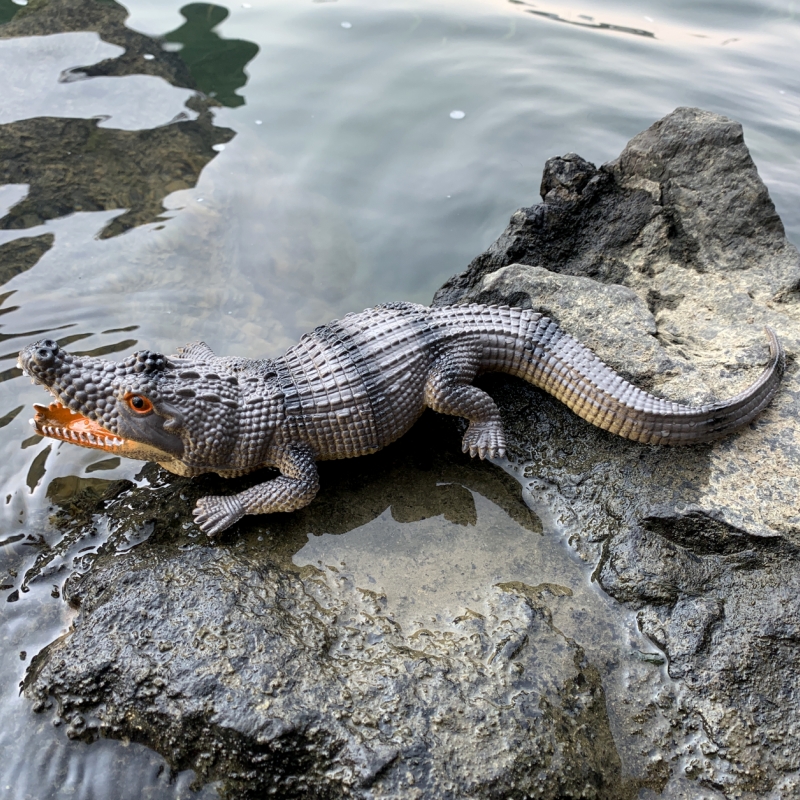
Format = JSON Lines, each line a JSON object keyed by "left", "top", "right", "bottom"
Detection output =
{"left": 521, "top": 317, "right": 784, "bottom": 445}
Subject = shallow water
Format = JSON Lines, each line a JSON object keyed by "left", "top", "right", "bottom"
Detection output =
{"left": 0, "top": 0, "right": 798, "bottom": 796}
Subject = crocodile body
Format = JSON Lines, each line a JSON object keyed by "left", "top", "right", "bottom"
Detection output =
{"left": 19, "top": 302, "right": 784, "bottom": 536}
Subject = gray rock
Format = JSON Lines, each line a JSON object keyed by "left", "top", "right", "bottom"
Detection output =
{"left": 29, "top": 546, "right": 619, "bottom": 799}
{"left": 434, "top": 107, "right": 800, "bottom": 796}
{"left": 24, "top": 422, "right": 652, "bottom": 800}
{"left": 23, "top": 107, "right": 800, "bottom": 798}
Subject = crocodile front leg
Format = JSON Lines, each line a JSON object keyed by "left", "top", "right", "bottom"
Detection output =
{"left": 193, "top": 444, "right": 320, "bottom": 537}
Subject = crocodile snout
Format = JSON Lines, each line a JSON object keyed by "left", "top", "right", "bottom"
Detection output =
{"left": 31, "top": 339, "right": 60, "bottom": 367}
{"left": 19, "top": 339, "right": 68, "bottom": 384}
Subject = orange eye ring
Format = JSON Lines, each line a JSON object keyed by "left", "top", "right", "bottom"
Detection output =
{"left": 125, "top": 393, "right": 153, "bottom": 414}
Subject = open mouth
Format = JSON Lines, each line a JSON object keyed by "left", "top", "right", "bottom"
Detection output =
{"left": 31, "top": 402, "right": 125, "bottom": 451}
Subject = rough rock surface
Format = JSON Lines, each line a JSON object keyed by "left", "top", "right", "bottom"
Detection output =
{"left": 434, "top": 107, "right": 800, "bottom": 796}
{"left": 22, "top": 108, "right": 800, "bottom": 799}
{"left": 24, "top": 419, "right": 654, "bottom": 800}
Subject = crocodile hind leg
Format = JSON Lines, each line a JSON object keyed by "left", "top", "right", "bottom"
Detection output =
{"left": 193, "top": 444, "right": 320, "bottom": 537}
{"left": 424, "top": 345, "right": 506, "bottom": 459}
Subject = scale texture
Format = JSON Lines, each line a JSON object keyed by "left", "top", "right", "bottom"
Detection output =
{"left": 19, "top": 302, "right": 784, "bottom": 535}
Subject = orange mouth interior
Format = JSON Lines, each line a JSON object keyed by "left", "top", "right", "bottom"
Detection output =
{"left": 32, "top": 402, "right": 126, "bottom": 452}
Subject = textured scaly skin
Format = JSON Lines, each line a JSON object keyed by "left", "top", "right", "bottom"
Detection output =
{"left": 19, "top": 302, "right": 784, "bottom": 536}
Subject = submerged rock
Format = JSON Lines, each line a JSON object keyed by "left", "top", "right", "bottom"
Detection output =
{"left": 22, "top": 107, "right": 800, "bottom": 798}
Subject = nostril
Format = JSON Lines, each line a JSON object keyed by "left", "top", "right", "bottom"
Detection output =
{"left": 34, "top": 345, "right": 55, "bottom": 365}
{"left": 42, "top": 339, "right": 58, "bottom": 351}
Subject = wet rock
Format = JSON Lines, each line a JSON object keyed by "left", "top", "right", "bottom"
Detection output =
{"left": 27, "top": 546, "right": 631, "bottom": 799}
{"left": 23, "top": 418, "right": 654, "bottom": 799}
{"left": 434, "top": 107, "right": 800, "bottom": 796}
{"left": 21, "top": 107, "right": 800, "bottom": 798}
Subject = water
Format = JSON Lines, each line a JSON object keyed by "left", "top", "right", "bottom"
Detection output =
{"left": 0, "top": 0, "right": 798, "bottom": 796}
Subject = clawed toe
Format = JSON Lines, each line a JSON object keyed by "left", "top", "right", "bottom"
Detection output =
{"left": 461, "top": 422, "right": 506, "bottom": 460}
{"left": 193, "top": 495, "right": 245, "bottom": 537}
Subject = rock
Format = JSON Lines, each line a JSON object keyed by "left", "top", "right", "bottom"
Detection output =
{"left": 23, "top": 418, "right": 653, "bottom": 800}
{"left": 22, "top": 107, "right": 800, "bottom": 798}
{"left": 433, "top": 107, "right": 800, "bottom": 796}
{"left": 434, "top": 108, "right": 795, "bottom": 299}
{"left": 27, "top": 546, "right": 624, "bottom": 799}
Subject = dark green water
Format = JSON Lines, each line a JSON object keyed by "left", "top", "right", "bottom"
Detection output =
{"left": 0, "top": 0, "right": 798, "bottom": 796}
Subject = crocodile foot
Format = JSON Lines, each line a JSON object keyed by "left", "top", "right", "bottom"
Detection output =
{"left": 193, "top": 494, "right": 246, "bottom": 537}
{"left": 462, "top": 421, "right": 506, "bottom": 460}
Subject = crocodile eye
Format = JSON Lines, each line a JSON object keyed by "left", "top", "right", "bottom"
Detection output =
{"left": 126, "top": 394, "right": 153, "bottom": 414}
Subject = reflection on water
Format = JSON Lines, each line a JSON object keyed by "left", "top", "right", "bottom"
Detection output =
{"left": 0, "top": 0, "right": 798, "bottom": 795}
{"left": 0, "top": 234, "right": 54, "bottom": 286}
{"left": 163, "top": 3, "right": 259, "bottom": 108}
{"left": 0, "top": 0, "right": 20, "bottom": 27}
{"left": 509, "top": 0, "right": 655, "bottom": 39}
{"left": 0, "top": 107, "right": 234, "bottom": 238}
{"left": 0, "top": 0, "right": 195, "bottom": 88}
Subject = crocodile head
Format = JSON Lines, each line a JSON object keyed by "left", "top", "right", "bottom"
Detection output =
{"left": 18, "top": 339, "right": 271, "bottom": 475}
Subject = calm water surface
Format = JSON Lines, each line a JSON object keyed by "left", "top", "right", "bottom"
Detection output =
{"left": 0, "top": 0, "right": 798, "bottom": 796}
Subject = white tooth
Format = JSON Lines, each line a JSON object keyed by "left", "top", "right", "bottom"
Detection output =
{"left": 70, "top": 431, "right": 78, "bottom": 441}
{"left": 86, "top": 433, "right": 96, "bottom": 444}
{"left": 114, "top": 438, "right": 123, "bottom": 446}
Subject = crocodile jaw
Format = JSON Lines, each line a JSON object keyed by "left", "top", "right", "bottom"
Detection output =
{"left": 31, "top": 402, "right": 127, "bottom": 452}
{"left": 26, "top": 401, "right": 185, "bottom": 466}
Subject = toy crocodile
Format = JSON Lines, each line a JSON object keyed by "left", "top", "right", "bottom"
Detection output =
{"left": 19, "top": 302, "right": 783, "bottom": 536}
